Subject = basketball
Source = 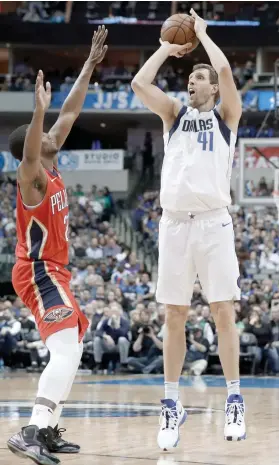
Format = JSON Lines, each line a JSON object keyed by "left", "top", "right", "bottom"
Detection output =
{"left": 160, "top": 13, "right": 199, "bottom": 52}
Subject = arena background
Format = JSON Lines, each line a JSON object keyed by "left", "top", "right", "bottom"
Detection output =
{"left": 0, "top": 0, "right": 278, "bottom": 423}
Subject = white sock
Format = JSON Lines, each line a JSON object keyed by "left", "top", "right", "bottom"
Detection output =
{"left": 164, "top": 382, "right": 179, "bottom": 401}
{"left": 49, "top": 402, "right": 64, "bottom": 428}
{"left": 29, "top": 404, "right": 53, "bottom": 429}
{"left": 227, "top": 380, "right": 240, "bottom": 396}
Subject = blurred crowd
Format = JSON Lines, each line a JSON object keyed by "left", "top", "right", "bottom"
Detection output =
{"left": 132, "top": 189, "right": 279, "bottom": 277}
{"left": 17, "top": 1, "right": 66, "bottom": 23}
{"left": 245, "top": 177, "right": 275, "bottom": 197}
{"left": 1, "top": 179, "right": 279, "bottom": 376}
{"left": 0, "top": 59, "right": 256, "bottom": 95}
{"left": 10, "top": 1, "right": 279, "bottom": 25}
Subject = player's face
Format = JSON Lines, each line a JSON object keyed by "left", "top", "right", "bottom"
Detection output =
{"left": 188, "top": 69, "right": 217, "bottom": 108}
{"left": 41, "top": 132, "right": 57, "bottom": 158}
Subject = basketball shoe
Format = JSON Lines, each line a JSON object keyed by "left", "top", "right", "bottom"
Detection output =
{"left": 7, "top": 425, "right": 60, "bottom": 465}
{"left": 224, "top": 394, "right": 246, "bottom": 441}
{"left": 46, "top": 426, "right": 80, "bottom": 453}
{"left": 157, "top": 399, "right": 187, "bottom": 450}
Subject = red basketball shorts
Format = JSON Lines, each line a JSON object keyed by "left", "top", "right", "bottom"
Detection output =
{"left": 12, "top": 260, "right": 88, "bottom": 343}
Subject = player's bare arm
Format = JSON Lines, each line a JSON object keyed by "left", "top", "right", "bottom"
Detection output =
{"left": 190, "top": 9, "right": 242, "bottom": 133}
{"left": 18, "top": 70, "right": 51, "bottom": 191}
{"left": 49, "top": 25, "right": 108, "bottom": 150}
{"left": 131, "top": 42, "right": 191, "bottom": 132}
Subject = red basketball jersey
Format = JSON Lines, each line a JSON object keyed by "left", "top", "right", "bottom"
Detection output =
{"left": 16, "top": 167, "right": 69, "bottom": 266}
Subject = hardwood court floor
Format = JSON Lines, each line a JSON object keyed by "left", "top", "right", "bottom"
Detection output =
{"left": 0, "top": 373, "right": 278, "bottom": 465}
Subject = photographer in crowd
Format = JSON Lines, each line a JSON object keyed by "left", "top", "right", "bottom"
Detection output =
{"left": 184, "top": 326, "right": 210, "bottom": 376}
{"left": 127, "top": 308, "right": 163, "bottom": 374}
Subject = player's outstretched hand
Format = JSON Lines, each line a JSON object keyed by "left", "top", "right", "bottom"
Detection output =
{"left": 159, "top": 39, "right": 193, "bottom": 58}
{"left": 89, "top": 25, "right": 108, "bottom": 65}
{"left": 35, "top": 70, "right": 51, "bottom": 113}
{"left": 190, "top": 8, "right": 207, "bottom": 37}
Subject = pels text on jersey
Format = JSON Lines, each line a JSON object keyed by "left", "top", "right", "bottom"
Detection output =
{"left": 50, "top": 189, "right": 68, "bottom": 215}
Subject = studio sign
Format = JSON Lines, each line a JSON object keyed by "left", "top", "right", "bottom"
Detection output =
{"left": 84, "top": 152, "right": 120, "bottom": 163}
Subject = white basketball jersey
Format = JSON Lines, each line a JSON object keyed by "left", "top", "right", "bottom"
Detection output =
{"left": 160, "top": 105, "right": 236, "bottom": 212}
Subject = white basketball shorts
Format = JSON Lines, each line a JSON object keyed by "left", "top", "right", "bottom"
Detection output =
{"left": 156, "top": 208, "right": 240, "bottom": 306}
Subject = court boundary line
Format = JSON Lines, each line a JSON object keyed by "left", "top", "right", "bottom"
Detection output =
{"left": 0, "top": 448, "right": 228, "bottom": 465}
{"left": 67, "top": 451, "right": 228, "bottom": 465}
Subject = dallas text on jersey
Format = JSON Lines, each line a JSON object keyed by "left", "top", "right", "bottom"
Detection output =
{"left": 182, "top": 118, "right": 213, "bottom": 133}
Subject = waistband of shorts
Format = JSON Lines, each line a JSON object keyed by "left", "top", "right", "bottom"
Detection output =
{"left": 163, "top": 207, "right": 229, "bottom": 222}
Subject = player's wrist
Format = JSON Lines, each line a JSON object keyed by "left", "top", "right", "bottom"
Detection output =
{"left": 34, "top": 106, "right": 46, "bottom": 117}
{"left": 196, "top": 29, "right": 208, "bottom": 41}
{"left": 159, "top": 42, "right": 174, "bottom": 57}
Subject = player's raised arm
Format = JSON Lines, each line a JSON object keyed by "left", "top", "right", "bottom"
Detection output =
{"left": 19, "top": 70, "right": 51, "bottom": 182}
{"left": 131, "top": 42, "right": 191, "bottom": 129}
{"left": 190, "top": 9, "right": 242, "bottom": 132}
{"left": 49, "top": 25, "right": 108, "bottom": 150}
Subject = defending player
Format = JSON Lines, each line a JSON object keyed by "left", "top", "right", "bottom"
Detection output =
{"left": 132, "top": 10, "right": 245, "bottom": 449}
{"left": 7, "top": 26, "right": 108, "bottom": 465}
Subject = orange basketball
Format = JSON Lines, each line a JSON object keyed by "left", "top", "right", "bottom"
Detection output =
{"left": 160, "top": 13, "right": 199, "bottom": 53}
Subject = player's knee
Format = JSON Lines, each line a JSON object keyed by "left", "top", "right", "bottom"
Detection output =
{"left": 165, "top": 305, "right": 188, "bottom": 330}
{"left": 46, "top": 328, "right": 81, "bottom": 366}
{"left": 60, "top": 342, "right": 81, "bottom": 365}
{"left": 211, "top": 301, "right": 235, "bottom": 331}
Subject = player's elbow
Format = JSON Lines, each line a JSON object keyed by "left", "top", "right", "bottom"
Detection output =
{"left": 218, "top": 64, "right": 232, "bottom": 79}
{"left": 131, "top": 78, "right": 144, "bottom": 92}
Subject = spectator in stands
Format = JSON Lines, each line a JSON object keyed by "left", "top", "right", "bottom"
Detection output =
{"left": 235, "top": 311, "right": 245, "bottom": 336}
{"left": 125, "top": 251, "right": 142, "bottom": 275}
{"left": 86, "top": 238, "right": 104, "bottom": 259}
{"left": 142, "top": 132, "right": 154, "bottom": 181}
{"left": 72, "top": 236, "right": 86, "bottom": 258}
{"left": 245, "top": 309, "right": 273, "bottom": 373}
{"left": 259, "top": 245, "right": 279, "bottom": 272}
{"left": 97, "top": 262, "right": 112, "bottom": 282}
{"left": 91, "top": 301, "right": 107, "bottom": 332}
{"left": 183, "top": 326, "right": 210, "bottom": 376}
{"left": 242, "top": 60, "right": 255, "bottom": 83}
{"left": 199, "top": 305, "right": 216, "bottom": 341}
{"left": 137, "top": 272, "right": 155, "bottom": 302}
{"left": 94, "top": 303, "right": 130, "bottom": 372}
{"left": 127, "top": 308, "right": 163, "bottom": 374}
{"left": 0, "top": 309, "right": 21, "bottom": 367}
{"left": 187, "top": 308, "right": 214, "bottom": 345}
{"left": 60, "top": 76, "right": 73, "bottom": 93}
{"left": 143, "top": 210, "right": 159, "bottom": 244}
{"left": 268, "top": 304, "right": 279, "bottom": 373}
{"left": 103, "top": 238, "right": 121, "bottom": 258}
{"left": 111, "top": 264, "right": 130, "bottom": 286}
{"left": 244, "top": 251, "right": 260, "bottom": 273}
{"left": 191, "top": 283, "right": 208, "bottom": 307}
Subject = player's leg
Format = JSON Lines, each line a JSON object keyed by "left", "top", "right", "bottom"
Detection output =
{"left": 8, "top": 262, "right": 88, "bottom": 463}
{"left": 46, "top": 341, "right": 83, "bottom": 454}
{"left": 195, "top": 211, "right": 245, "bottom": 441}
{"left": 7, "top": 326, "right": 81, "bottom": 465}
{"left": 156, "top": 213, "right": 196, "bottom": 450}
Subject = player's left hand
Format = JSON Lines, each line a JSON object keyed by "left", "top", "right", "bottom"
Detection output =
{"left": 89, "top": 25, "right": 108, "bottom": 65}
{"left": 159, "top": 39, "right": 193, "bottom": 58}
{"left": 190, "top": 8, "right": 207, "bottom": 37}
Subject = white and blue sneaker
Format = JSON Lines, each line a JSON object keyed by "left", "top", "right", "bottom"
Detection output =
{"left": 224, "top": 394, "right": 246, "bottom": 441}
{"left": 157, "top": 399, "right": 187, "bottom": 450}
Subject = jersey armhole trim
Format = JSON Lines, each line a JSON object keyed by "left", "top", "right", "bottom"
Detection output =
{"left": 168, "top": 105, "right": 188, "bottom": 143}
{"left": 213, "top": 109, "right": 231, "bottom": 147}
{"left": 17, "top": 175, "right": 49, "bottom": 211}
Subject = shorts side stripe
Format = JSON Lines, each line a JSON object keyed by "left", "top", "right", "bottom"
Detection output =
{"left": 33, "top": 261, "right": 64, "bottom": 314}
